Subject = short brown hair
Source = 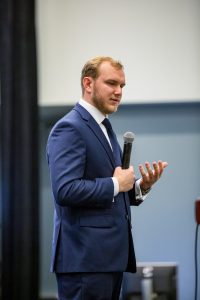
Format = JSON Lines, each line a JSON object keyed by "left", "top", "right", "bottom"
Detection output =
{"left": 81, "top": 56, "right": 123, "bottom": 94}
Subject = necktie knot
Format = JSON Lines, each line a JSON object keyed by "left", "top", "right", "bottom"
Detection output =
{"left": 102, "top": 118, "right": 112, "bottom": 132}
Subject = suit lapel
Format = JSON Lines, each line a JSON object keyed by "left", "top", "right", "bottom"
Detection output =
{"left": 73, "top": 103, "right": 116, "bottom": 168}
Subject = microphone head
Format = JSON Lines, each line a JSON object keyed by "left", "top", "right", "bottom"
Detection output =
{"left": 123, "top": 131, "right": 135, "bottom": 143}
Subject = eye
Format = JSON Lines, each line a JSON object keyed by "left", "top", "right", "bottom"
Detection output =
{"left": 106, "top": 80, "right": 116, "bottom": 86}
{"left": 105, "top": 80, "right": 126, "bottom": 89}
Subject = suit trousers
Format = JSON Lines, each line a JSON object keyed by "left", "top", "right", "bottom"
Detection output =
{"left": 56, "top": 272, "right": 123, "bottom": 300}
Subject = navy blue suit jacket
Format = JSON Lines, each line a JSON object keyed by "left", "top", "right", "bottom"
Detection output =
{"left": 46, "top": 103, "right": 142, "bottom": 274}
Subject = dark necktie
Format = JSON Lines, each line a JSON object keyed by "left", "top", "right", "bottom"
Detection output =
{"left": 102, "top": 118, "right": 121, "bottom": 166}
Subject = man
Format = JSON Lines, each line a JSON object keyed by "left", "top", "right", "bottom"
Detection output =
{"left": 46, "top": 56, "right": 168, "bottom": 300}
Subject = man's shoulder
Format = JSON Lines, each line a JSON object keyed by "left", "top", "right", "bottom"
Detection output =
{"left": 49, "top": 104, "right": 89, "bottom": 136}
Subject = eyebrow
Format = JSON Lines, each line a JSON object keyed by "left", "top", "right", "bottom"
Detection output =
{"left": 105, "top": 79, "right": 126, "bottom": 87}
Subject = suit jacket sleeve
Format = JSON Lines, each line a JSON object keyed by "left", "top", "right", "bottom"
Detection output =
{"left": 47, "top": 120, "right": 114, "bottom": 209}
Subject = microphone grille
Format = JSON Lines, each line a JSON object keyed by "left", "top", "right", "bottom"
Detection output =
{"left": 123, "top": 131, "right": 135, "bottom": 143}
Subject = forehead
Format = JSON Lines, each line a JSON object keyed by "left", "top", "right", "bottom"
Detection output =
{"left": 98, "top": 61, "right": 125, "bottom": 80}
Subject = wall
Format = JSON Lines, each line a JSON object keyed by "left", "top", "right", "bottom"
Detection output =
{"left": 40, "top": 102, "right": 200, "bottom": 300}
{"left": 36, "top": 0, "right": 200, "bottom": 105}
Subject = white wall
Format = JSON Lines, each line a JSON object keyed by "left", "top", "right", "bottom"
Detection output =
{"left": 36, "top": 0, "right": 200, "bottom": 106}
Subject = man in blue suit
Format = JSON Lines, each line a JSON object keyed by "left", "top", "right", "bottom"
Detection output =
{"left": 46, "top": 56, "right": 168, "bottom": 300}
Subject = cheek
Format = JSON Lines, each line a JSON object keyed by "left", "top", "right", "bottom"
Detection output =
{"left": 97, "top": 89, "right": 108, "bottom": 100}
{"left": 102, "top": 87, "right": 113, "bottom": 97}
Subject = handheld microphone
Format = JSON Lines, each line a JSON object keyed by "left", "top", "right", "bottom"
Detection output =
{"left": 122, "top": 132, "right": 135, "bottom": 169}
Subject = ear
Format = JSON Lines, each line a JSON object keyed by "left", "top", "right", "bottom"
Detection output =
{"left": 82, "top": 77, "right": 93, "bottom": 94}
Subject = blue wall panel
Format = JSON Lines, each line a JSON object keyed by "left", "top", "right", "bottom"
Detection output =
{"left": 40, "top": 102, "right": 200, "bottom": 299}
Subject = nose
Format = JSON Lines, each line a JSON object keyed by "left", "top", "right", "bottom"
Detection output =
{"left": 115, "top": 85, "right": 122, "bottom": 96}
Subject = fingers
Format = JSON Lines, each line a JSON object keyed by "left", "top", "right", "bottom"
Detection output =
{"left": 139, "top": 162, "right": 155, "bottom": 188}
{"left": 139, "top": 164, "right": 148, "bottom": 180}
{"left": 152, "top": 162, "right": 160, "bottom": 180}
{"left": 139, "top": 161, "right": 157, "bottom": 181}
{"left": 113, "top": 165, "right": 135, "bottom": 192}
{"left": 139, "top": 160, "right": 168, "bottom": 190}
{"left": 157, "top": 160, "right": 168, "bottom": 177}
{"left": 114, "top": 165, "right": 134, "bottom": 177}
{"left": 146, "top": 162, "right": 156, "bottom": 180}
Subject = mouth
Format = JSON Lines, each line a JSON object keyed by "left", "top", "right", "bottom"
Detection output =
{"left": 110, "top": 98, "right": 120, "bottom": 105}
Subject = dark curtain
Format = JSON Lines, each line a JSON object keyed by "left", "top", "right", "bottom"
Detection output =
{"left": 0, "top": 0, "right": 39, "bottom": 299}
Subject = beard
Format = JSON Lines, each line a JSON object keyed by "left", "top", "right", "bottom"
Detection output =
{"left": 91, "top": 88, "right": 118, "bottom": 116}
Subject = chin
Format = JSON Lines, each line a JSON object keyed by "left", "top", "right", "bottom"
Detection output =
{"left": 103, "top": 104, "right": 119, "bottom": 115}
{"left": 111, "top": 106, "right": 118, "bottom": 113}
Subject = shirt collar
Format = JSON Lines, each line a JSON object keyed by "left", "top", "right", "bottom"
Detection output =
{"left": 79, "top": 98, "right": 106, "bottom": 125}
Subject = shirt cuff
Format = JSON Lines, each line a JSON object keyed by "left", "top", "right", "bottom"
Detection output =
{"left": 112, "top": 177, "right": 150, "bottom": 201}
{"left": 112, "top": 177, "right": 119, "bottom": 197}
{"left": 135, "top": 178, "right": 150, "bottom": 200}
